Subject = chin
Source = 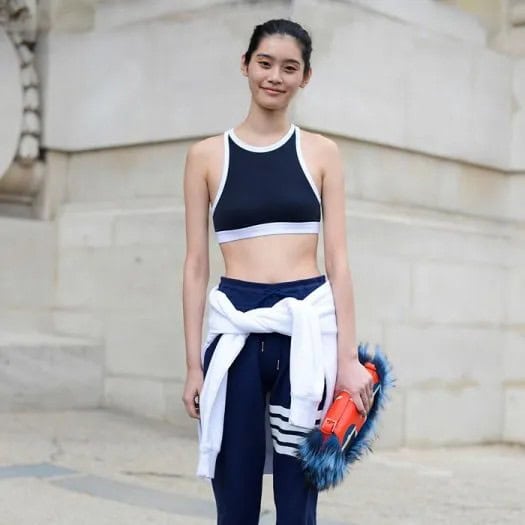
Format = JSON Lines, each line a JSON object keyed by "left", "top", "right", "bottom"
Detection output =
{"left": 255, "top": 95, "right": 289, "bottom": 110}
{"left": 259, "top": 102, "right": 288, "bottom": 111}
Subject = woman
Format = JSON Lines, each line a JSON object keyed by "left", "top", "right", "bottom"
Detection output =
{"left": 182, "top": 18, "right": 374, "bottom": 525}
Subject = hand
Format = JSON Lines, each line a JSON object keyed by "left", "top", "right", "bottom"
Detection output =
{"left": 182, "top": 367, "right": 203, "bottom": 419}
{"left": 335, "top": 358, "right": 375, "bottom": 418}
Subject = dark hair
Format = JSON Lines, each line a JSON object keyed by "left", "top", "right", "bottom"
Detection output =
{"left": 244, "top": 19, "right": 313, "bottom": 77}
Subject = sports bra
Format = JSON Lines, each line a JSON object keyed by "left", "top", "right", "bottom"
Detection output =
{"left": 211, "top": 123, "right": 321, "bottom": 244}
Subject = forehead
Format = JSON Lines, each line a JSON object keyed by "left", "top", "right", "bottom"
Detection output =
{"left": 254, "top": 34, "right": 303, "bottom": 62}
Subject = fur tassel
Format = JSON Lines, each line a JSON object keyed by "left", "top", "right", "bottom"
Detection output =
{"left": 296, "top": 342, "right": 395, "bottom": 491}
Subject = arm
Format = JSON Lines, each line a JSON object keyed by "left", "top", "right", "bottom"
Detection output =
{"left": 321, "top": 138, "right": 374, "bottom": 416}
{"left": 182, "top": 140, "right": 210, "bottom": 418}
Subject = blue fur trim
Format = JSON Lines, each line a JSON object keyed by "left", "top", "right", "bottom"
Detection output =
{"left": 295, "top": 342, "right": 396, "bottom": 491}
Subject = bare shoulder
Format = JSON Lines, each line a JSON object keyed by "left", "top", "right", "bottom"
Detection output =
{"left": 186, "top": 133, "right": 223, "bottom": 162}
{"left": 299, "top": 128, "right": 339, "bottom": 157}
{"left": 299, "top": 129, "right": 341, "bottom": 184}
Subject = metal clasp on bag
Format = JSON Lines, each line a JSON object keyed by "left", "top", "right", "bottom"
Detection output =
{"left": 324, "top": 417, "right": 337, "bottom": 433}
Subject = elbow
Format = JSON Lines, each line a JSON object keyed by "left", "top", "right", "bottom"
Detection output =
{"left": 184, "top": 253, "right": 209, "bottom": 283}
{"left": 325, "top": 253, "right": 350, "bottom": 282}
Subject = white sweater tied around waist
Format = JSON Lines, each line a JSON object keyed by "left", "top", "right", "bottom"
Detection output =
{"left": 197, "top": 279, "right": 339, "bottom": 479}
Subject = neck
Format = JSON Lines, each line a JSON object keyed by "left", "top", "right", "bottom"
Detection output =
{"left": 240, "top": 102, "right": 291, "bottom": 135}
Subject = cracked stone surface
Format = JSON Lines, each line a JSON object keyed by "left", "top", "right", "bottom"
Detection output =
{"left": 0, "top": 409, "right": 524, "bottom": 524}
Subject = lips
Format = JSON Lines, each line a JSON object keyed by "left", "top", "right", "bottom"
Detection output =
{"left": 262, "top": 87, "right": 284, "bottom": 94}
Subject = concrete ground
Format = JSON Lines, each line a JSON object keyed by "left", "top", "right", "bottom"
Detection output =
{"left": 0, "top": 408, "right": 523, "bottom": 525}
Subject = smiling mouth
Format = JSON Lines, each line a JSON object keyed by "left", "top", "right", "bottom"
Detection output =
{"left": 263, "top": 87, "right": 284, "bottom": 94}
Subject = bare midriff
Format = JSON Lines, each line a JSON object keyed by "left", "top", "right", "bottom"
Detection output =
{"left": 219, "top": 233, "right": 322, "bottom": 283}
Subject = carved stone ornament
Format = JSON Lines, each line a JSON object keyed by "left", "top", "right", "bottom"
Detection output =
{"left": 0, "top": 0, "right": 40, "bottom": 180}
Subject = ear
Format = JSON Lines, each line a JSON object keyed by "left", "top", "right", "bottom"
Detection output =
{"left": 300, "top": 67, "right": 312, "bottom": 88}
{"left": 240, "top": 54, "right": 248, "bottom": 77}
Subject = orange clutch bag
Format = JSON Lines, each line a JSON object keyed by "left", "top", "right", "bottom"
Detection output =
{"left": 296, "top": 343, "right": 394, "bottom": 491}
{"left": 320, "top": 363, "right": 380, "bottom": 451}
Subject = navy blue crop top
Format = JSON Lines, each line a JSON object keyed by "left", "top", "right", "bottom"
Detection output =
{"left": 211, "top": 123, "right": 321, "bottom": 244}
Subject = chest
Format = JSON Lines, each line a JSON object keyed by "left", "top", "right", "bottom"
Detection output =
{"left": 207, "top": 141, "right": 322, "bottom": 207}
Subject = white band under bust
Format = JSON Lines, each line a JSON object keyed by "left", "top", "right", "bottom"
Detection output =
{"left": 216, "top": 221, "right": 320, "bottom": 244}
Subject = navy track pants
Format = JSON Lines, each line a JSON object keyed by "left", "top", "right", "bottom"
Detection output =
{"left": 203, "top": 274, "right": 328, "bottom": 525}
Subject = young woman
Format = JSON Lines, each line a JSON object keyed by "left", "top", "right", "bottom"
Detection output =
{"left": 182, "top": 18, "right": 374, "bottom": 525}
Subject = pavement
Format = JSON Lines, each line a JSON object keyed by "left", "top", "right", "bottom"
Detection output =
{"left": 0, "top": 408, "right": 523, "bottom": 525}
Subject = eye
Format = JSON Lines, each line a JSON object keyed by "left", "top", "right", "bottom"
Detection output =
{"left": 259, "top": 61, "right": 271, "bottom": 67}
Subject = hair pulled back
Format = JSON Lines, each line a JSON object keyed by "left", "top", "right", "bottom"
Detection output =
{"left": 244, "top": 19, "right": 313, "bottom": 77}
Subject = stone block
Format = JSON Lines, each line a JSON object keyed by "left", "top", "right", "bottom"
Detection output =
{"left": 340, "top": 139, "right": 523, "bottom": 223}
{"left": 66, "top": 142, "right": 185, "bottom": 203}
{"left": 354, "top": 318, "right": 384, "bottom": 351}
{"left": 343, "top": 139, "right": 515, "bottom": 221}
{"left": 57, "top": 208, "right": 113, "bottom": 248}
{"left": 506, "top": 266, "right": 525, "bottom": 325}
{"left": 0, "top": 218, "right": 56, "bottom": 309}
{"left": 94, "top": 0, "right": 227, "bottom": 30}
{"left": 56, "top": 244, "right": 181, "bottom": 311}
{"left": 385, "top": 323, "right": 503, "bottom": 388}
{"left": 104, "top": 376, "right": 166, "bottom": 419}
{"left": 507, "top": 175, "right": 525, "bottom": 222}
{"left": 345, "top": 0, "right": 486, "bottom": 44}
{"left": 503, "top": 330, "right": 525, "bottom": 382}
{"left": 405, "top": 385, "right": 503, "bottom": 445}
{"left": 342, "top": 141, "right": 443, "bottom": 208}
{"left": 349, "top": 254, "right": 411, "bottom": 322}
{"left": 404, "top": 33, "right": 509, "bottom": 166}
{"left": 0, "top": 331, "right": 103, "bottom": 411}
{"left": 58, "top": 204, "right": 182, "bottom": 249}
{"left": 374, "top": 386, "right": 404, "bottom": 449}
{"left": 511, "top": 58, "right": 525, "bottom": 170}
{"left": 113, "top": 209, "right": 180, "bottom": 247}
{"left": 405, "top": 31, "right": 472, "bottom": 158}
{"left": 468, "top": 50, "right": 513, "bottom": 167}
{"left": 404, "top": 30, "right": 511, "bottom": 169}
{"left": 453, "top": 164, "right": 511, "bottom": 220}
{"left": 33, "top": 151, "right": 68, "bottom": 221}
{"left": 104, "top": 310, "right": 183, "bottom": 379}
{"left": 40, "top": 0, "right": 97, "bottom": 32}
{"left": 0, "top": 309, "right": 53, "bottom": 333}
{"left": 412, "top": 262, "right": 505, "bottom": 324}
{"left": 503, "top": 387, "right": 525, "bottom": 444}
{"left": 347, "top": 202, "right": 514, "bottom": 266}
{"left": 51, "top": 309, "right": 105, "bottom": 340}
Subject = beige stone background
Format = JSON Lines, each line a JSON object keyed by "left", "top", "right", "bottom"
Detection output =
{"left": 0, "top": 0, "right": 524, "bottom": 450}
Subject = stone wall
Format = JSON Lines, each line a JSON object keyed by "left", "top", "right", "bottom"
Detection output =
{"left": 20, "top": 0, "right": 525, "bottom": 445}
{"left": 51, "top": 139, "right": 525, "bottom": 447}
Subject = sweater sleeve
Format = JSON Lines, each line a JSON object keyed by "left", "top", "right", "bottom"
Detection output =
{"left": 288, "top": 301, "right": 325, "bottom": 427}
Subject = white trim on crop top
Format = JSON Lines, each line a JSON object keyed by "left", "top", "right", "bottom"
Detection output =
{"left": 212, "top": 123, "right": 321, "bottom": 244}
{"left": 228, "top": 122, "right": 296, "bottom": 152}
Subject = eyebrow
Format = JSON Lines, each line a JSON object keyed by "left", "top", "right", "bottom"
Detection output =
{"left": 255, "top": 53, "right": 301, "bottom": 66}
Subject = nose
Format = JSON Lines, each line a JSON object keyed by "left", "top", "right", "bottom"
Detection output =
{"left": 268, "top": 66, "right": 283, "bottom": 84}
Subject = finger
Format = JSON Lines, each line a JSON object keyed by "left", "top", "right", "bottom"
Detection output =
{"left": 353, "top": 395, "right": 367, "bottom": 417}
{"left": 194, "top": 394, "right": 200, "bottom": 416}
{"left": 186, "top": 402, "right": 200, "bottom": 419}
{"left": 182, "top": 396, "right": 199, "bottom": 419}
